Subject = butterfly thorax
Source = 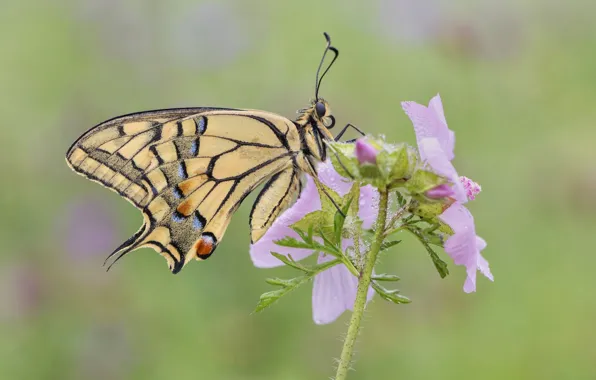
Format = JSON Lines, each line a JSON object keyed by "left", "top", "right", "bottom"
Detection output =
{"left": 295, "top": 99, "right": 336, "bottom": 164}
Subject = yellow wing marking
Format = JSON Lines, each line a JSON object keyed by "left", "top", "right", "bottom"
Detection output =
{"left": 250, "top": 167, "right": 301, "bottom": 243}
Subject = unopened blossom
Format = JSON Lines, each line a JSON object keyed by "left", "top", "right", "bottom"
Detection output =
{"left": 250, "top": 161, "right": 377, "bottom": 324}
{"left": 439, "top": 203, "right": 493, "bottom": 292}
{"left": 425, "top": 184, "right": 455, "bottom": 199}
{"left": 355, "top": 138, "right": 378, "bottom": 164}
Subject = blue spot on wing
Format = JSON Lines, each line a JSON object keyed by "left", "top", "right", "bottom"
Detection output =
{"left": 178, "top": 162, "right": 188, "bottom": 179}
{"left": 193, "top": 213, "right": 204, "bottom": 230}
{"left": 190, "top": 140, "right": 198, "bottom": 156}
{"left": 173, "top": 187, "right": 183, "bottom": 199}
{"left": 173, "top": 211, "right": 185, "bottom": 223}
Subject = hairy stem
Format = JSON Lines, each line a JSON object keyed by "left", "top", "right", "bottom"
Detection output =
{"left": 334, "top": 189, "right": 389, "bottom": 380}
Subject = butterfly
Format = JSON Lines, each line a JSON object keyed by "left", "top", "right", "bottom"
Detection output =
{"left": 66, "top": 33, "right": 363, "bottom": 274}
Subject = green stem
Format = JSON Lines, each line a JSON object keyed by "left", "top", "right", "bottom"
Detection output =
{"left": 334, "top": 189, "right": 389, "bottom": 380}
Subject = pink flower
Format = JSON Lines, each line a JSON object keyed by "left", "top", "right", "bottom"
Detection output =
{"left": 403, "top": 94, "right": 491, "bottom": 292}
{"left": 355, "top": 138, "right": 378, "bottom": 164}
{"left": 439, "top": 203, "right": 493, "bottom": 292}
{"left": 401, "top": 94, "right": 467, "bottom": 203}
{"left": 250, "top": 160, "right": 377, "bottom": 324}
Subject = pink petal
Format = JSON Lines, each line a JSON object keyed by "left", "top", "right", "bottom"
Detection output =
{"left": 463, "top": 268, "right": 477, "bottom": 293}
{"left": 440, "top": 203, "right": 492, "bottom": 292}
{"left": 439, "top": 202, "right": 473, "bottom": 233}
{"left": 249, "top": 176, "right": 319, "bottom": 268}
{"left": 428, "top": 94, "right": 447, "bottom": 126}
{"left": 402, "top": 97, "right": 454, "bottom": 160}
{"left": 312, "top": 252, "right": 374, "bottom": 325}
{"left": 317, "top": 160, "right": 352, "bottom": 195}
{"left": 477, "top": 251, "right": 494, "bottom": 281}
{"left": 318, "top": 160, "right": 379, "bottom": 229}
{"left": 358, "top": 185, "right": 379, "bottom": 229}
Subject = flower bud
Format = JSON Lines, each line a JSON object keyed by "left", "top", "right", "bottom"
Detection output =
{"left": 355, "top": 139, "right": 377, "bottom": 164}
{"left": 425, "top": 184, "right": 455, "bottom": 199}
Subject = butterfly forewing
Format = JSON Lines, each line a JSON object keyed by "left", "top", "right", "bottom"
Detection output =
{"left": 66, "top": 108, "right": 303, "bottom": 273}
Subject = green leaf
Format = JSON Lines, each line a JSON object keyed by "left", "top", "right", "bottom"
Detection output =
{"left": 395, "top": 191, "right": 406, "bottom": 207}
{"left": 372, "top": 282, "right": 411, "bottom": 304}
{"left": 270, "top": 252, "right": 312, "bottom": 273}
{"left": 255, "top": 276, "right": 309, "bottom": 312}
{"left": 274, "top": 236, "right": 314, "bottom": 250}
{"left": 380, "top": 240, "right": 401, "bottom": 252}
{"left": 406, "top": 226, "right": 449, "bottom": 278}
{"left": 254, "top": 258, "right": 342, "bottom": 313}
{"left": 423, "top": 243, "right": 449, "bottom": 278}
{"left": 372, "top": 273, "right": 401, "bottom": 282}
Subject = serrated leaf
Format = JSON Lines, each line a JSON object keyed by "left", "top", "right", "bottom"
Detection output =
{"left": 372, "top": 282, "right": 411, "bottom": 304}
{"left": 395, "top": 191, "right": 406, "bottom": 207}
{"left": 406, "top": 227, "right": 449, "bottom": 278}
{"left": 255, "top": 258, "right": 342, "bottom": 313}
{"left": 255, "top": 276, "right": 309, "bottom": 312}
{"left": 270, "top": 252, "right": 312, "bottom": 273}
{"left": 274, "top": 236, "right": 314, "bottom": 250}
{"left": 423, "top": 243, "right": 449, "bottom": 278}
{"left": 380, "top": 240, "right": 401, "bottom": 252}
{"left": 372, "top": 273, "right": 401, "bottom": 282}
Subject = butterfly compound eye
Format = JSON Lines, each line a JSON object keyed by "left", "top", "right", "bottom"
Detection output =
{"left": 315, "top": 102, "right": 326, "bottom": 118}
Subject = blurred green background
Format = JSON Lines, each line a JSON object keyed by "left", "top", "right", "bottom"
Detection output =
{"left": 2, "top": 0, "right": 596, "bottom": 379}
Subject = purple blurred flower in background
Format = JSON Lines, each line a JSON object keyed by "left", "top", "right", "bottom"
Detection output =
{"left": 61, "top": 198, "right": 118, "bottom": 259}
{"left": 250, "top": 161, "right": 377, "bottom": 324}
{"left": 402, "top": 94, "right": 492, "bottom": 292}
{"left": 0, "top": 262, "right": 42, "bottom": 320}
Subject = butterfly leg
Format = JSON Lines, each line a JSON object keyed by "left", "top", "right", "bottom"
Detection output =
{"left": 334, "top": 123, "right": 365, "bottom": 141}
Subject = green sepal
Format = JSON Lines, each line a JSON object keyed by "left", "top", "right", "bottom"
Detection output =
{"left": 405, "top": 169, "right": 447, "bottom": 195}
{"left": 327, "top": 142, "right": 360, "bottom": 179}
{"left": 408, "top": 200, "right": 445, "bottom": 221}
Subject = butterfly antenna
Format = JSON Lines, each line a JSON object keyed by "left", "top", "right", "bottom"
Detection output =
{"left": 315, "top": 32, "right": 339, "bottom": 100}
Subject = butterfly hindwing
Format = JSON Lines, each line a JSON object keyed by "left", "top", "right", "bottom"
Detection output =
{"left": 66, "top": 108, "right": 302, "bottom": 272}
{"left": 250, "top": 167, "right": 302, "bottom": 243}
